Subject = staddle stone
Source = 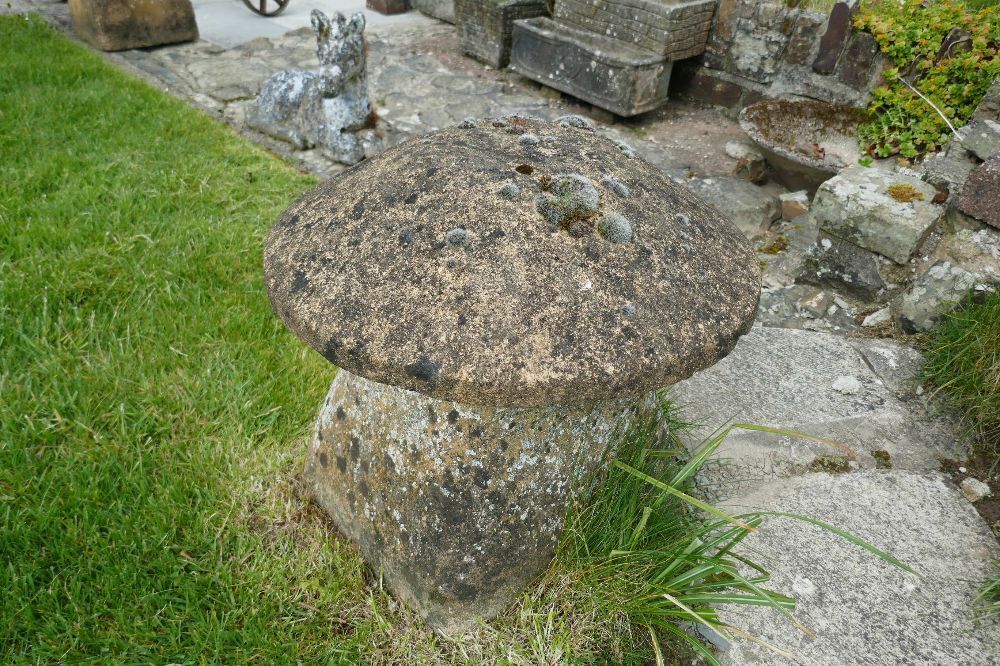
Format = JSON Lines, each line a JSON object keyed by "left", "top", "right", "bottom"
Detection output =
{"left": 264, "top": 116, "right": 761, "bottom": 633}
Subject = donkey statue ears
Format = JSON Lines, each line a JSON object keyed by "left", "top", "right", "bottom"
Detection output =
{"left": 310, "top": 10, "right": 366, "bottom": 39}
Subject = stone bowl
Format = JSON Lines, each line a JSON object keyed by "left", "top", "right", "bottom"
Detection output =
{"left": 739, "top": 99, "right": 870, "bottom": 193}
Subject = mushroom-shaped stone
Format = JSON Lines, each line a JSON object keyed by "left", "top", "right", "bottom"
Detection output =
{"left": 265, "top": 118, "right": 760, "bottom": 408}
{"left": 263, "top": 117, "right": 760, "bottom": 634}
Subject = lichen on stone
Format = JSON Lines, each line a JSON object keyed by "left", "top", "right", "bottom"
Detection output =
{"left": 567, "top": 219, "right": 595, "bottom": 238}
{"left": 601, "top": 175, "right": 630, "bottom": 198}
{"left": 518, "top": 133, "right": 540, "bottom": 146}
{"left": 614, "top": 139, "right": 636, "bottom": 158}
{"left": 555, "top": 114, "right": 593, "bottom": 130}
{"left": 498, "top": 183, "right": 520, "bottom": 199}
{"left": 458, "top": 117, "right": 477, "bottom": 129}
{"left": 598, "top": 213, "right": 633, "bottom": 243}
{"left": 446, "top": 227, "right": 468, "bottom": 245}
{"left": 535, "top": 173, "right": 601, "bottom": 228}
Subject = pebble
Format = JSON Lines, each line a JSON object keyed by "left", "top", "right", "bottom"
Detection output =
{"left": 960, "top": 477, "right": 992, "bottom": 503}
{"left": 832, "top": 375, "right": 862, "bottom": 395}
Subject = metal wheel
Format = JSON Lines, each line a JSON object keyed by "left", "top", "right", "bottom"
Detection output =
{"left": 242, "top": 0, "right": 290, "bottom": 17}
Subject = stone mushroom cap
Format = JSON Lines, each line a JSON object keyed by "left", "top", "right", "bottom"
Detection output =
{"left": 264, "top": 117, "right": 761, "bottom": 407}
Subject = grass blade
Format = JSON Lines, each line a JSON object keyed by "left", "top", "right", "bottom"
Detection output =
{"left": 746, "top": 511, "right": 917, "bottom": 575}
{"left": 614, "top": 461, "right": 757, "bottom": 532}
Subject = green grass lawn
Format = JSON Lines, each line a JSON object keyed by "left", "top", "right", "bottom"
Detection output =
{"left": 0, "top": 14, "right": 382, "bottom": 663}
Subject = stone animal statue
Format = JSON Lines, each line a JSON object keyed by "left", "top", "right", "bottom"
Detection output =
{"left": 251, "top": 10, "right": 379, "bottom": 165}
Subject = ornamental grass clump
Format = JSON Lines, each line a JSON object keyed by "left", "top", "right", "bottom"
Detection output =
{"left": 524, "top": 394, "right": 913, "bottom": 664}
{"left": 855, "top": 0, "right": 999, "bottom": 158}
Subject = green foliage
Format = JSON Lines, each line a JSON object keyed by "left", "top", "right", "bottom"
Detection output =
{"left": 922, "top": 290, "right": 1000, "bottom": 463}
{"left": 855, "top": 0, "right": 999, "bottom": 158}
{"left": 975, "top": 565, "right": 1000, "bottom": 621}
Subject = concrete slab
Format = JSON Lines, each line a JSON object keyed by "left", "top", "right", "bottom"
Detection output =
{"left": 191, "top": 0, "right": 434, "bottom": 48}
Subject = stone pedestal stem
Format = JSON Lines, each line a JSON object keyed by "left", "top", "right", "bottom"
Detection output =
{"left": 306, "top": 369, "right": 646, "bottom": 634}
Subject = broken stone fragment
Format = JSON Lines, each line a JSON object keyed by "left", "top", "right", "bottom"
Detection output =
{"left": 958, "top": 155, "right": 1000, "bottom": 229}
{"left": 727, "top": 140, "right": 767, "bottom": 184}
{"left": 780, "top": 190, "right": 810, "bottom": 220}
{"left": 797, "top": 232, "right": 888, "bottom": 303}
{"left": 861, "top": 306, "right": 891, "bottom": 327}
{"left": 892, "top": 260, "right": 988, "bottom": 333}
{"left": 919, "top": 148, "right": 979, "bottom": 197}
{"left": 263, "top": 117, "right": 761, "bottom": 633}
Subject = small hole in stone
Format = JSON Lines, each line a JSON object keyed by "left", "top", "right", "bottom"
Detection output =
{"left": 515, "top": 164, "right": 534, "bottom": 175}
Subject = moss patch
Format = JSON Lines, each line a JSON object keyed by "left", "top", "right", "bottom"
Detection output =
{"left": 887, "top": 183, "right": 925, "bottom": 203}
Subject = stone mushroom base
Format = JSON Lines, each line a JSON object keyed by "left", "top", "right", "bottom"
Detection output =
{"left": 306, "top": 370, "right": 647, "bottom": 634}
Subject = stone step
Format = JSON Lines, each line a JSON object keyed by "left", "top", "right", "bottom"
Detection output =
{"left": 554, "top": 0, "right": 715, "bottom": 59}
{"left": 510, "top": 17, "right": 672, "bottom": 117}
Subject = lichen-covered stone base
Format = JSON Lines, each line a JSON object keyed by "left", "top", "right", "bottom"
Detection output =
{"left": 306, "top": 370, "right": 646, "bottom": 634}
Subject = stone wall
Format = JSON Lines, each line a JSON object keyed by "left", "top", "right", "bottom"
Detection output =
{"left": 671, "top": 0, "right": 887, "bottom": 113}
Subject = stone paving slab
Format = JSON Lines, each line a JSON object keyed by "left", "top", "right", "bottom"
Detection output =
{"left": 719, "top": 471, "right": 1000, "bottom": 665}
{"left": 671, "top": 325, "right": 966, "bottom": 498}
{"left": 191, "top": 0, "right": 432, "bottom": 48}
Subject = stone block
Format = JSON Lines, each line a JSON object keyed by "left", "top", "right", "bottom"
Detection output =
{"left": 458, "top": 0, "right": 549, "bottom": 69}
{"left": 783, "top": 11, "right": 824, "bottom": 66}
{"left": 812, "top": 1, "right": 853, "bottom": 75}
{"left": 554, "top": 0, "right": 717, "bottom": 60}
{"left": 813, "top": 166, "right": 944, "bottom": 264}
{"left": 367, "top": 0, "right": 408, "bottom": 14}
{"left": 836, "top": 31, "right": 878, "bottom": 90}
{"left": 935, "top": 227, "right": 1000, "bottom": 282}
{"left": 798, "top": 233, "right": 887, "bottom": 302}
{"left": 728, "top": 22, "right": 788, "bottom": 84}
{"left": 686, "top": 175, "right": 780, "bottom": 239}
{"left": 961, "top": 119, "right": 1000, "bottom": 162}
{"left": 68, "top": 0, "right": 198, "bottom": 51}
{"left": 714, "top": 0, "right": 739, "bottom": 41}
{"left": 893, "top": 260, "right": 989, "bottom": 333}
{"left": 510, "top": 17, "right": 672, "bottom": 117}
{"left": 410, "top": 0, "right": 455, "bottom": 23}
{"left": 727, "top": 140, "right": 767, "bottom": 183}
{"left": 958, "top": 155, "right": 1000, "bottom": 229}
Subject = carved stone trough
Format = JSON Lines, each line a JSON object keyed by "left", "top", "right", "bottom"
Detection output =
{"left": 739, "top": 99, "right": 870, "bottom": 194}
{"left": 263, "top": 116, "right": 760, "bottom": 633}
